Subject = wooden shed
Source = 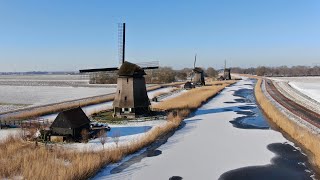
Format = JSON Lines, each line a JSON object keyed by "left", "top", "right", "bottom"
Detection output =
{"left": 50, "top": 107, "right": 90, "bottom": 141}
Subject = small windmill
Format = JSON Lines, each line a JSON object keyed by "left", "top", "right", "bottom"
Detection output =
{"left": 191, "top": 54, "right": 205, "bottom": 86}
{"left": 223, "top": 59, "right": 231, "bottom": 80}
{"left": 80, "top": 23, "right": 159, "bottom": 118}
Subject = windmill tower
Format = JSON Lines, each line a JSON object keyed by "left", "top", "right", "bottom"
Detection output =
{"left": 191, "top": 54, "right": 205, "bottom": 86}
{"left": 80, "top": 23, "right": 159, "bottom": 118}
{"left": 223, "top": 59, "right": 231, "bottom": 80}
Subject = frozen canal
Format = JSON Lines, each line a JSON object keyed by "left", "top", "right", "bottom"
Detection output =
{"left": 94, "top": 78, "right": 316, "bottom": 180}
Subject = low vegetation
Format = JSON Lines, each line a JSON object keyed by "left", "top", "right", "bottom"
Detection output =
{"left": 153, "top": 81, "right": 236, "bottom": 111}
{"left": 255, "top": 79, "right": 320, "bottom": 171}
{"left": 0, "top": 80, "right": 235, "bottom": 179}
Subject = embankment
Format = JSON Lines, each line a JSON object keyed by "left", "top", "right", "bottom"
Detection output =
{"left": 255, "top": 79, "right": 320, "bottom": 171}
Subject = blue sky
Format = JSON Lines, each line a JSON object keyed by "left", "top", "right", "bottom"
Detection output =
{"left": 0, "top": 0, "right": 320, "bottom": 72}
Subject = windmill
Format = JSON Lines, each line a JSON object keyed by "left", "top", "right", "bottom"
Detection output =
{"left": 191, "top": 54, "right": 205, "bottom": 86}
{"left": 223, "top": 59, "right": 231, "bottom": 80}
{"left": 80, "top": 23, "right": 159, "bottom": 118}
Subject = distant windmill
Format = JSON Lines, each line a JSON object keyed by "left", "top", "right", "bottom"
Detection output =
{"left": 80, "top": 23, "right": 159, "bottom": 118}
{"left": 223, "top": 59, "right": 231, "bottom": 80}
{"left": 191, "top": 54, "right": 205, "bottom": 86}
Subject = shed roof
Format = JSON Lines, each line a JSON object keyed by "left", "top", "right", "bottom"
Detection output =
{"left": 118, "top": 61, "right": 146, "bottom": 76}
{"left": 50, "top": 107, "right": 90, "bottom": 129}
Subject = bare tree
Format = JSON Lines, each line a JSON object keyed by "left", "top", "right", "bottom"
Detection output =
{"left": 113, "top": 130, "right": 121, "bottom": 148}
{"left": 206, "top": 67, "right": 218, "bottom": 78}
{"left": 98, "top": 129, "right": 107, "bottom": 149}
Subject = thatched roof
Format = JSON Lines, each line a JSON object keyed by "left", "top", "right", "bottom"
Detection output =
{"left": 193, "top": 67, "right": 204, "bottom": 73}
{"left": 50, "top": 107, "right": 90, "bottom": 129}
{"left": 118, "top": 61, "right": 146, "bottom": 76}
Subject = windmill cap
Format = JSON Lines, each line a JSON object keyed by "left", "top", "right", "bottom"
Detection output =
{"left": 118, "top": 61, "right": 146, "bottom": 76}
{"left": 193, "top": 67, "right": 204, "bottom": 73}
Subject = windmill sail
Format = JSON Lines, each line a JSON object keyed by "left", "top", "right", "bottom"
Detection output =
{"left": 118, "top": 23, "right": 125, "bottom": 66}
{"left": 137, "top": 61, "right": 159, "bottom": 70}
{"left": 194, "top": 54, "right": 197, "bottom": 68}
{"left": 79, "top": 23, "right": 158, "bottom": 74}
{"left": 79, "top": 67, "right": 118, "bottom": 73}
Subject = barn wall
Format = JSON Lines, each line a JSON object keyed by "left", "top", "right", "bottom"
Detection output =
{"left": 51, "top": 127, "right": 73, "bottom": 136}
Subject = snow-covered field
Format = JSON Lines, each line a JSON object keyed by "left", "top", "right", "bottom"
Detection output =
{"left": 0, "top": 75, "right": 117, "bottom": 113}
{"left": 270, "top": 76, "right": 320, "bottom": 103}
{"left": 0, "top": 86, "right": 116, "bottom": 107}
{"left": 94, "top": 78, "right": 315, "bottom": 180}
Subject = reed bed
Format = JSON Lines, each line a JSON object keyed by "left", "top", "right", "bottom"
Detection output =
{"left": 153, "top": 81, "right": 236, "bottom": 111}
{"left": 255, "top": 79, "right": 320, "bottom": 171}
{"left": 0, "top": 80, "right": 233, "bottom": 180}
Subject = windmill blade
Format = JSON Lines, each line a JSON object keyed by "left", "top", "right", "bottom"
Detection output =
{"left": 79, "top": 67, "right": 118, "bottom": 73}
{"left": 194, "top": 54, "right": 197, "bottom": 68}
{"left": 142, "top": 66, "right": 159, "bottom": 70}
{"left": 118, "top": 23, "right": 125, "bottom": 66}
{"left": 137, "top": 61, "right": 159, "bottom": 70}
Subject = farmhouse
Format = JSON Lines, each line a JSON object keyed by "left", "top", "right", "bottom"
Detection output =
{"left": 50, "top": 107, "right": 90, "bottom": 141}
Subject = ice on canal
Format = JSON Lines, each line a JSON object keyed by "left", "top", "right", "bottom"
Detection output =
{"left": 94, "top": 78, "right": 316, "bottom": 180}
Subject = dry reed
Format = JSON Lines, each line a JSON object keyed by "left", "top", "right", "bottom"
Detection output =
{"left": 255, "top": 79, "right": 320, "bottom": 171}
{"left": 153, "top": 81, "right": 236, "bottom": 111}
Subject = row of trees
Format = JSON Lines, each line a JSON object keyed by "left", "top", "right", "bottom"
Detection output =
{"left": 89, "top": 67, "right": 219, "bottom": 84}
{"left": 232, "top": 65, "right": 320, "bottom": 77}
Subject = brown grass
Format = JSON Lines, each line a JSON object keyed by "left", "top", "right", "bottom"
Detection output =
{"left": 0, "top": 80, "right": 234, "bottom": 179}
{"left": 153, "top": 80, "right": 236, "bottom": 111}
{"left": 255, "top": 78, "right": 320, "bottom": 171}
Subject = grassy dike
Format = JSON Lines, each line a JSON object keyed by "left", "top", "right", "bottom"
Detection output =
{"left": 254, "top": 78, "right": 320, "bottom": 171}
{"left": 0, "top": 81, "right": 235, "bottom": 180}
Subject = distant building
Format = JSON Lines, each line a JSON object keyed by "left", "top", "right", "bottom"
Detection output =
{"left": 192, "top": 67, "right": 205, "bottom": 86}
{"left": 50, "top": 107, "right": 90, "bottom": 141}
{"left": 224, "top": 68, "right": 232, "bottom": 80}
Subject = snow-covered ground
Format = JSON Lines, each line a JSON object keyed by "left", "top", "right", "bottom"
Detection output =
{"left": 63, "top": 120, "right": 166, "bottom": 151}
{"left": 0, "top": 86, "right": 116, "bottom": 107}
{"left": 94, "top": 78, "right": 315, "bottom": 180}
{"left": 0, "top": 128, "right": 21, "bottom": 141}
{"left": 270, "top": 76, "right": 320, "bottom": 103}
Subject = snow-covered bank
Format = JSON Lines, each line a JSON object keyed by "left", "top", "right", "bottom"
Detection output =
{"left": 269, "top": 76, "right": 320, "bottom": 103}
{"left": 94, "top": 78, "right": 315, "bottom": 180}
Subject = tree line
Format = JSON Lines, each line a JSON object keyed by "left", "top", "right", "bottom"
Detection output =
{"left": 232, "top": 65, "right": 320, "bottom": 77}
{"left": 89, "top": 67, "right": 218, "bottom": 84}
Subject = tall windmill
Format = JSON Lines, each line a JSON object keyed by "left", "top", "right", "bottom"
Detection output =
{"left": 80, "top": 23, "right": 159, "bottom": 118}
{"left": 191, "top": 54, "right": 205, "bottom": 86}
{"left": 223, "top": 59, "right": 231, "bottom": 80}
